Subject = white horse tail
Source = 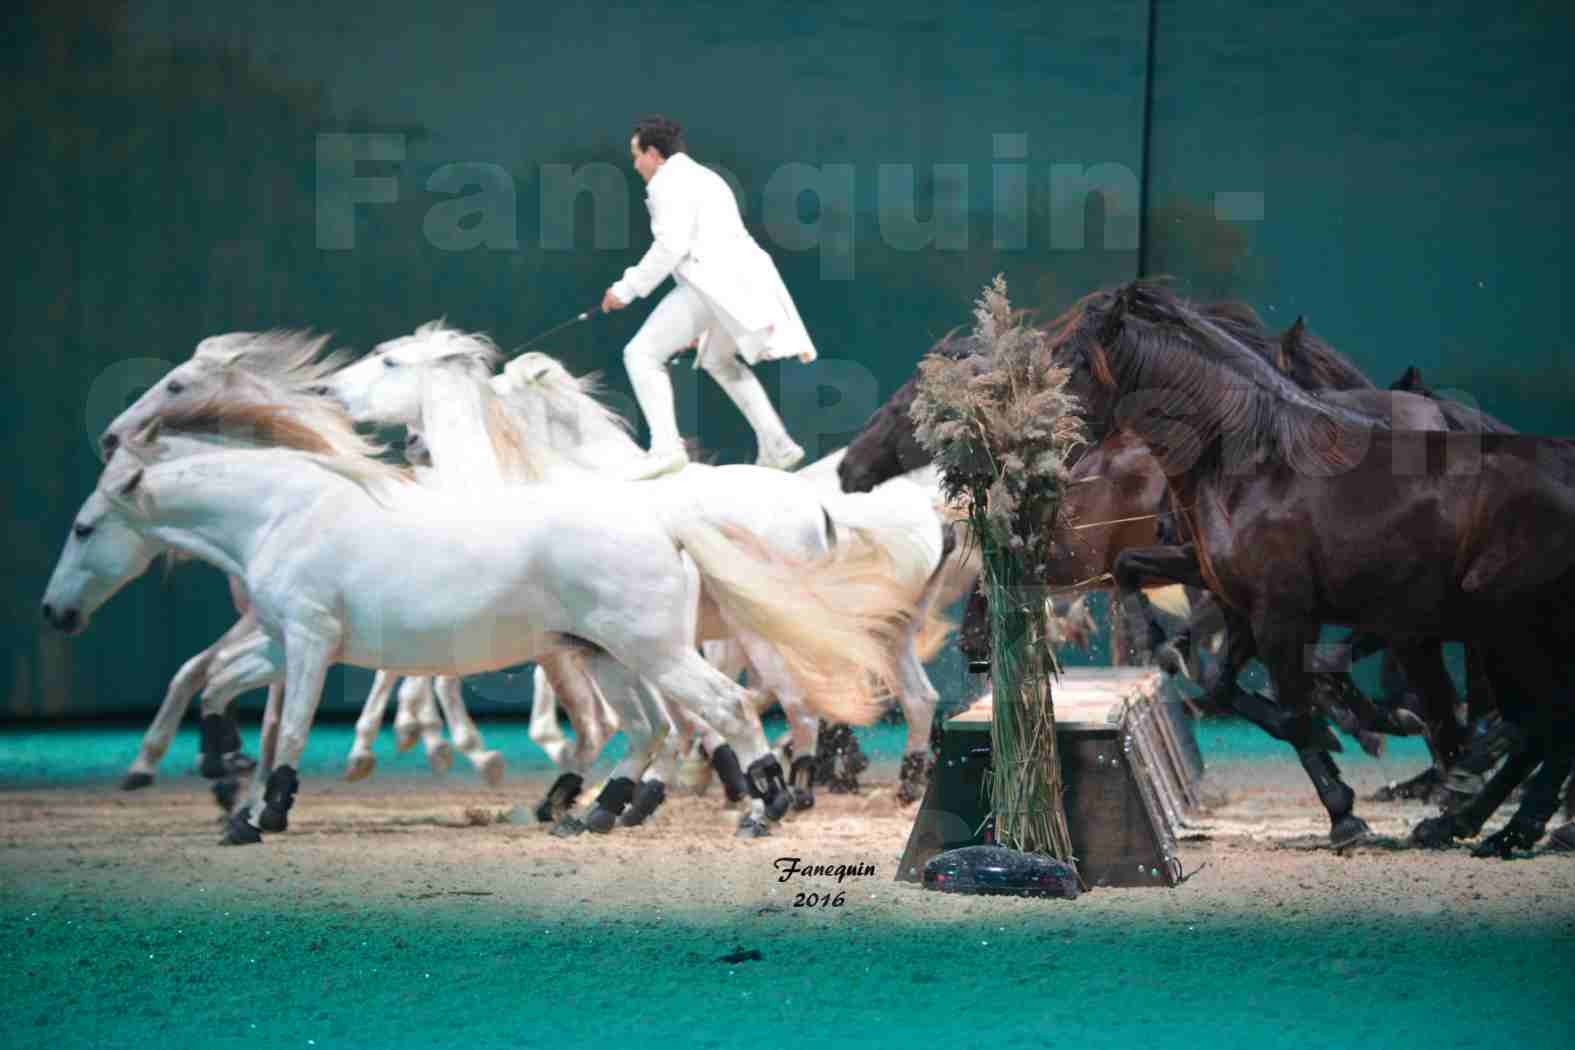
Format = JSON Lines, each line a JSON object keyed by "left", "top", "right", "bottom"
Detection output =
{"left": 819, "top": 479, "right": 943, "bottom": 591}
{"left": 668, "top": 519, "right": 908, "bottom": 725}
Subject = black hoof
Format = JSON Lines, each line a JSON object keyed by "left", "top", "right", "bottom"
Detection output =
{"left": 585, "top": 807, "right": 617, "bottom": 834}
{"left": 219, "top": 813, "right": 262, "bottom": 846}
{"left": 260, "top": 766, "right": 298, "bottom": 831}
{"left": 550, "top": 816, "right": 588, "bottom": 837}
{"left": 791, "top": 786, "right": 816, "bottom": 811}
{"left": 1155, "top": 641, "right": 1189, "bottom": 678}
{"left": 1472, "top": 818, "right": 1541, "bottom": 859}
{"left": 120, "top": 771, "right": 155, "bottom": 791}
{"left": 735, "top": 816, "right": 771, "bottom": 839}
{"left": 1411, "top": 813, "right": 1466, "bottom": 850}
{"left": 764, "top": 789, "right": 793, "bottom": 823}
{"left": 1329, "top": 814, "right": 1371, "bottom": 849}
{"left": 534, "top": 772, "right": 584, "bottom": 824}
{"left": 211, "top": 778, "right": 240, "bottom": 814}
{"left": 618, "top": 780, "right": 667, "bottom": 827}
{"left": 1547, "top": 822, "right": 1575, "bottom": 852}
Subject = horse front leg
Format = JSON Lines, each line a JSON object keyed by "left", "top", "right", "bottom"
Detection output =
{"left": 1110, "top": 544, "right": 1208, "bottom": 668}
{"left": 221, "top": 629, "right": 337, "bottom": 846}
{"left": 1257, "top": 615, "right": 1371, "bottom": 848}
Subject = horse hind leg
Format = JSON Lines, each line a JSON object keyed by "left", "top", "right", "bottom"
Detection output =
{"left": 345, "top": 670, "right": 398, "bottom": 781}
{"left": 552, "top": 657, "right": 663, "bottom": 837}
{"left": 432, "top": 676, "right": 504, "bottom": 786}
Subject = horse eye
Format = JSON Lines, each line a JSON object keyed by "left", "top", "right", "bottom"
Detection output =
{"left": 383, "top": 357, "right": 397, "bottom": 368}
{"left": 73, "top": 523, "right": 94, "bottom": 539}
{"left": 167, "top": 380, "right": 185, "bottom": 394}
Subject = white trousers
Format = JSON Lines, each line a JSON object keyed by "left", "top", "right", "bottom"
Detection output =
{"left": 622, "top": 283, "right": 794, "bottom": 455}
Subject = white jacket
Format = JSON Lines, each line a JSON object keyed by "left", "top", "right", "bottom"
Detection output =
{"left": 610, "top": 152, "right": 816, "bottom": 368}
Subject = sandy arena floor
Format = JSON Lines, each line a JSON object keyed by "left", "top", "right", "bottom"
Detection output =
{"left": 3, "top": 725, "right": 1573, "bottom": 1049}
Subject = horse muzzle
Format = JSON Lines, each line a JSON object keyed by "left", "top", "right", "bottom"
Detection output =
{"left": 41, "top": 602, "right": 82, "bottom": 635}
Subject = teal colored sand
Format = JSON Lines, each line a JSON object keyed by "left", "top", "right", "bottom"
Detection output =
{"left": 0, "top": 715, "right": 1431, "bottom": 788}
{"left": 3, "top": 721, "right": 1570, "bottom": 1049}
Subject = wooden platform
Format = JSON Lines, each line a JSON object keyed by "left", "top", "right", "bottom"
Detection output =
{"left": 897, "top": 667, "right": 1204, "bottom": 889}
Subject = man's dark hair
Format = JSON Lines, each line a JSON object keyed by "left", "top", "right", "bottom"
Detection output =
{"left": 632, "top": 116, "right": 685, "bottom": 158}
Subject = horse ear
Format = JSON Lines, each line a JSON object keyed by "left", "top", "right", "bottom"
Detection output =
{"left": 1283, "top": 316, "right": 1306, "bottom": 347}
{"left": 119, "top": 467, "right": 145, "bottom": 496}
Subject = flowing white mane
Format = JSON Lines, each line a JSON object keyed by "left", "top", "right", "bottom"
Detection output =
{"left": 495, "top": 353, "right": 642, "bottom": 475}
{"left": 376, "top": 320, "right": 502, "bottom": 377}
{"left": 193, "top": 329, "right": 349, "bottom": 387}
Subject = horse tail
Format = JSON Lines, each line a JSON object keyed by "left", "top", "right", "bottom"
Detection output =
{"left": 668, "top": 518, "right": 908, "bottom": 725}
{"left": 822, "top": 480, "right": 955, "bottom": 661}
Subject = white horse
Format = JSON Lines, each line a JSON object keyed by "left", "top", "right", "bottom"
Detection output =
{"left": 327, "top": 323, "right": 953, "bottom": 805}
{"left": 101, "top": 331, "right": 495, "bottom": 786}
{"left": 493, "top": 347, "right": 963, "bottom": 800}
{"left": 45, "top": 401, "right": 909, "bottom": 842}
{"left": 324, "top": 325, "right": 851, "bottom": 820}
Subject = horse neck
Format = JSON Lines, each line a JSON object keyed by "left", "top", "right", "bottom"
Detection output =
{"left": 140, "top": 452, "right": 330, "bottom": 579}
{"left": 418, "top": 369, "right": 521, "bottom": 487}
{"left": 537, "top": 385, "right": 644, "bottom": 473}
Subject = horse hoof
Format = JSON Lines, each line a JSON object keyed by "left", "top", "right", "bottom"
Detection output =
{"left": 791, "top": 786, "right": 816, "bottom": 812}
{"left": 550, "top": 816, "right": 587, "bottom": 838}
{"left": 1329, "top": 815, "right": 1371, "bottom": 849}
{"left": 211, "top": 779, "right": 240, "bottom": 814}
{"left": 427, "top": 742, "right": 454, "bottom": 776}
{"left": 475, "top": 750, "right": 506, "bottom": 787}
{"left": 735, "top": 817, "right": 771, "bottom": 839}
{"left": 344, "top": 753, "right": 376, "bottom": 782}
{"left": 394, "top": 726, "right": 420, "bottom": 753}
{"left": 1473, "top": 819, "right": 1540, "bottom": 859}
{"left": 1411, "top": 814, "right": 1462, "bottom": 850}
{"left": 586, "top": 807, "right": 617, "bottom": 834}
{"left": 1547, "top": 822, "right": 1575, "bottom": 852}
{"left": 619, "top": 780, "right": 668, "bottom": 827}
{"left": 764, "top": 790, "right": 793, "bottom": 823}
{"left": 120, "top": 772, "right": 155, "bottom": 791}
{"left": 219, "top": 813, "right": 262, "bottom": 846}
{"left": 1155, "top": 641, "right": 1188, "bottom": 678}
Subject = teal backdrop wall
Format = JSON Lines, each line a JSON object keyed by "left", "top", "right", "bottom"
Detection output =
{"left": 3, "top": 0, "right": 1570, "bottom": 719}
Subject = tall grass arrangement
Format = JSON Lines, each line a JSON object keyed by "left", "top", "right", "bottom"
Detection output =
{"left": 912, "top": 276, "right": 1087, "bottom": 866}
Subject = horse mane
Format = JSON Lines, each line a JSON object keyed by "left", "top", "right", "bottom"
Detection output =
{"left": 1050, "top": 281, "right": 1384, "bottom": 476}
{"left": 507, "top": 353, "right": 635, "bottom": 439}
{"left": 387, "top": 320, "right": 504, "bottom": 373}
{"left": 144, "top": 395, "right": 410, "bottom": 492}
{"left": 1389, "top": 366, "right": 1518, "bottom": 435}
{"left": 193, "top": 329, "right": 352, "bottom": 389}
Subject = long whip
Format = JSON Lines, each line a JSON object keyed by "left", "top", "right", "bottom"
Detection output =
{"left": 508, "top": 308, "right": 599, "bottom": 358}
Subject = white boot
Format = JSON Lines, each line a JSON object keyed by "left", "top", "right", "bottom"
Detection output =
{"left": 703, "top": 354, "right": 804, "bottom": 471}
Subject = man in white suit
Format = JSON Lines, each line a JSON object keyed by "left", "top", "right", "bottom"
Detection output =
{"left": 602, "top": 116, "right": 815, "bottom": 479}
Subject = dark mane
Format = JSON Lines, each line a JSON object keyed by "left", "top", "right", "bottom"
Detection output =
{"left": 1048, "top": 281, "right": 1385, "bottom": 477}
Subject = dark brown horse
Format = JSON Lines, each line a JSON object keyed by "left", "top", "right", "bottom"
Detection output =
{"left": 1051, "top": 280, "right": 1575, "bottom": 856}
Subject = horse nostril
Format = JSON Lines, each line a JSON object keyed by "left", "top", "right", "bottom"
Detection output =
{"left": 59, "top": 609, "right": 79, "bottom": 632}
{"left": 101, "top": 433, "right": 120, "bottom": 454}
{"left": 41, "top": 602, "right": 53, "bottom": 622}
